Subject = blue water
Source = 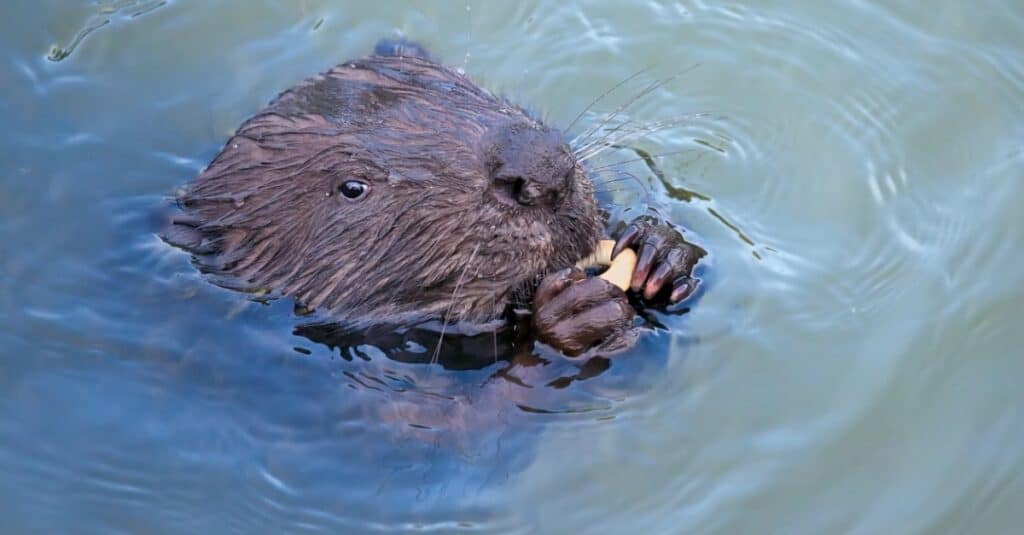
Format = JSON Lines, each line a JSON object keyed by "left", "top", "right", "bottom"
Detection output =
{"left": 2, "top": 1, "right": 1023, "bottom": 533}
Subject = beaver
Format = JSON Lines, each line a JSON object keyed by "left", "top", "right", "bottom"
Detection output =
{"left": 165, "top": 38, "right": 705, "bottom": 357}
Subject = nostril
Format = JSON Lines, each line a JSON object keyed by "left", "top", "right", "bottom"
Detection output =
{"left": 511, "top": 177, "right": 525, "bottom": 200}
{"left": 494, "top": 175, "right": 568, "bottom": 207}
{"left": 491, "top": 170, "right": 565, "bottom": 207}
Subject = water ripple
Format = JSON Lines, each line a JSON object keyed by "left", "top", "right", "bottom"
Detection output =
{"left": 2, "top": 1, "right": 1024, "bottom": 532}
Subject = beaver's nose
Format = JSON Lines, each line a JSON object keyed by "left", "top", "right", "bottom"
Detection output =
{"left": 487, "top": 124, "right": 575, "bottom": 208}
{"left": 492, "top": 169, "right": 570, "bottom": 207}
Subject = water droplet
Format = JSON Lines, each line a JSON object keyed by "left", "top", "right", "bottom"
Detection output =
{"left": 46, "top": 46, "right": 70, "bottom": 62}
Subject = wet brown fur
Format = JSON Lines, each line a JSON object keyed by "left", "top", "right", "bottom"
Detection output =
{"left": 173, "top": 52, "right": 602, "bottom": 325}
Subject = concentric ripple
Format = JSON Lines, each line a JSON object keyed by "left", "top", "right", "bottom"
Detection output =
{"left": 1, "top": 0, "right": 1023, "bottom": 533}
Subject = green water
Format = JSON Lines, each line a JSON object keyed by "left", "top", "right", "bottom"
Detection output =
{"left": 1, "top": 1, "right": 1022, "bottom": 533}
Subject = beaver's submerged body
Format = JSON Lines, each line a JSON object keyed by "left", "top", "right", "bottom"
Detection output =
{"left": 167, "top": 39, "right": 704, "bottom": 356}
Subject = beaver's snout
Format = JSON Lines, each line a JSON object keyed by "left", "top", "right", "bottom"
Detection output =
{"left": 485, "top": 122, "right": 575, "bottom": 208}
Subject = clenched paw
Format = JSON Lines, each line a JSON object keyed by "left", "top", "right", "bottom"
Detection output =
{"left": 532, "top": 267, "right": 637, "bottom": 357}
{"left": 613, "top": 217, "right": 706, "bottom": 303}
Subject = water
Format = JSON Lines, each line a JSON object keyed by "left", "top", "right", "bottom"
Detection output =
{"left": 2, "top": 1, "right": 1022, "bottom": 533}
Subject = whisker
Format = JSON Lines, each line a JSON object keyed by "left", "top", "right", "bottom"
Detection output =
{"left": 590, "top": 169, "right": 647, "bottom": 190}
{"left": 592, "top": 187, "right": 636, "bottom": 196}
{"left": 591, "top": 170, "right": 651, "bottom": 203}
{"left": 576, "top": 112, "right": 716, "bottom": 162}
{"left": 578, "top": 126, "right": 695, "bottom": 163}
{"left": 579, "top": 111, "right": 718, "bottom": 158}
{"left": 571, "top": 63, "right": 700, "bottom": 150}
{"left": 491, "top": 293, "right": 498, "bottom": 365}
{"left": 564, "top": 67, "right": 651, "bottom": 135}
{"left": 572, "top": 77, "right": 666, "bottom": 149}
{"left": 588, "top": 148, "right": 699, "bottom": 171}
{"left": 573, "top": 120, "right": 637, "bottom": 157}
{"left": 575, "top": 112, "right": 701, "bottom": 158}
{"left": 590, "top": 175, "right": 638, "bottom": 186}
{"left": 576, "top": 122, "right": 668, "bottom": 161}
{"left": 431, "top": 243, "right": 480, "bottom": 365}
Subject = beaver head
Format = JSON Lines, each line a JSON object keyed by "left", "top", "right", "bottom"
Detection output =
{"left": 175, "top": 52, "right": 602, "bottom": 325}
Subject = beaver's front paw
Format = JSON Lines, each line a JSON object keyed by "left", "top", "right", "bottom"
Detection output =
{"left": 613, "top": 217, "right": 706, "bottom": 303}
{"left": 532, "top": 267, "right": 637, "bottom": 357}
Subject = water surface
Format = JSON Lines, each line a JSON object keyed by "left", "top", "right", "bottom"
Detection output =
{"left": 2, "top": 1, "right": 1023, "bottom": 533}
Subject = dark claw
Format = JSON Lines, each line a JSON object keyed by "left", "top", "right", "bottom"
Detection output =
{"left": 613, "top": 216, "right": 706, "bottom": 305}
{"left": 631, "top": 239, "right": 659, "bottom": 291}
{"left": 670, "top": 276, "right": 699, "bottom": 303}
{"left": 612, "top": 223, "right": 642, "bottom": 259}
{"left": 644, "top": 262, "right": 672, "bottom": 301}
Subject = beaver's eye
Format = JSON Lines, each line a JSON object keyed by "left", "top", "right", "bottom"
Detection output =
{"left": 338, "top": 180, "right": 369, "bottom": 200}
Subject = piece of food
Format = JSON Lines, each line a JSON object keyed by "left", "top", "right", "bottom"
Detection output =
{"left": 576, "top": 239, "right": 638, "bottom": 291}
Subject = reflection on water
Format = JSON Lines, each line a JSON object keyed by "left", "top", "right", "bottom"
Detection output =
{"left": 2, "top": 1, "right": 1023, "bottom": 532}
{"left": 46, "top": 1, "right": 170, "bottom": 62}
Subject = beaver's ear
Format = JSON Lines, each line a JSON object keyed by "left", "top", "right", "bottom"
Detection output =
{"left": 372, "top": 38, "right": 431, "bottom": 61}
